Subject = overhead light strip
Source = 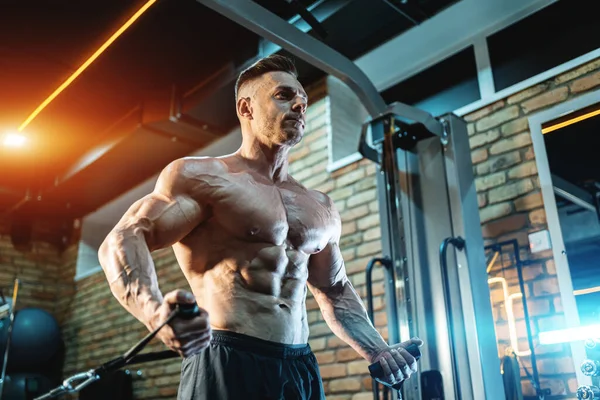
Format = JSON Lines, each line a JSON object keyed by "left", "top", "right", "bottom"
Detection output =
{"left": 541, "top": 108, "right": 600, "bottom": 135}
{"left": 18, "top": 0, "right": 158, "bottom": 132}
{"left": 574, "top": 286, "right": 600, "bottom": 296}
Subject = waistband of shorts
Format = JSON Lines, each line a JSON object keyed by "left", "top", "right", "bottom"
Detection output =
{"left": 210, "top": 330, "right": 312, "bottom": 359}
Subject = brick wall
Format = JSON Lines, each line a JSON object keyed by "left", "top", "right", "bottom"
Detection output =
{"left": 465, "top": 57, "right": 600, "bottom": 397}
{"left": 0, "top": 222, "right": 76, "bottom": 317}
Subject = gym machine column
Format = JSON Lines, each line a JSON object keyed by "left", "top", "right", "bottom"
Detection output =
{"left": 197, "top": 1, "right": 505, "bottom": 399}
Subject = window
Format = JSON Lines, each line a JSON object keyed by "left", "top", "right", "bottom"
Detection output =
{"left": 488, "top": 0, "right": 600, "bottom": 91}
{"left": 381, "top": 46, "right": 480, "bottom": 117}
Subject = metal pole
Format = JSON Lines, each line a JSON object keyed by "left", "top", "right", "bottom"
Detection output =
{"left": 197, "top": 0, "right": 387, "bottom": 118}
{"left": 0, "top": 279, "right": 20, "bottom": 399}
{"left": 379, "top": 117, "right": 418, "bottom": 400}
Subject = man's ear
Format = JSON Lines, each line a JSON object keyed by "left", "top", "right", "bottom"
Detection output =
{"left": 237, "top": 97, "right": 253, "bottom": 120}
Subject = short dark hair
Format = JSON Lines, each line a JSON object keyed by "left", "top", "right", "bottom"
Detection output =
{"left": 235, "top": 54, "right": 298, "bottom": 100}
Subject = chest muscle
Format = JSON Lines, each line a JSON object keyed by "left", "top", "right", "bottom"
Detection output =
{"left": 208, "top": 176, "right": 330, "bottom": 252}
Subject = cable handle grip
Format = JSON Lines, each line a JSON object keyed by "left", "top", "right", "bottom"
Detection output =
{"left": 368, "top": 343, "right": 421, "bottom": 389}
{"left": 175, "top": 302, "right": 201, "bottom": 319}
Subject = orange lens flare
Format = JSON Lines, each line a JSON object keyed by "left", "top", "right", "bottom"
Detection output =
{"left": 3, "top": 132, "right": 27, "bottom": 147}
{"left": 18, "top": 0, "right": 158, "bottom": 132}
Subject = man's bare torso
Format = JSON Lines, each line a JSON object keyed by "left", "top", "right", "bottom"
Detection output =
{"left": 171, "top": 156, "right": 336, "bottom": 344}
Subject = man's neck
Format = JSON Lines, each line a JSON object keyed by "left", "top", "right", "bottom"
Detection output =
{"left": 238, "top": 137, "right": 290, "bottom": 183}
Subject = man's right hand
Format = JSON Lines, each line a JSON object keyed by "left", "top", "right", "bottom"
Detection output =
{"left": 149, "top": 289, "right": 212, "bottom": 357}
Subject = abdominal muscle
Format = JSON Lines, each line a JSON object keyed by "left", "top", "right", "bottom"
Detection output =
{"left": 175, "top": 236, "right": 313, "bottom": 345}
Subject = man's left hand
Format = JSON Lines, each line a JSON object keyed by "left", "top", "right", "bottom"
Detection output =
{"left": 369, "top": 338, "right": 424, "bottom": 386}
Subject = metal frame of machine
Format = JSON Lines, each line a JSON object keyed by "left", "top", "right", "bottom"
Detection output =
{"left": 196, "top": 1, "right": 506, "bottom": 399}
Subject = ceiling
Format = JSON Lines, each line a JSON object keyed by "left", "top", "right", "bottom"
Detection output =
{"left": 0, "top": 0, "right": 459, "bottom": 242}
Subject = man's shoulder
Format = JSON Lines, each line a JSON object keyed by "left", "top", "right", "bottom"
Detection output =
{"left": 165, "top": 156, "right": 229, "bottom": 177}
{"left": 157, "top": 156, "right": 229, "bottom": 194}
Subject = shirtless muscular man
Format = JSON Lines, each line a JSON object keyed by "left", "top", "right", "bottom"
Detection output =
{"left": 99, "top": 54, "right": 423, "bottom": 400}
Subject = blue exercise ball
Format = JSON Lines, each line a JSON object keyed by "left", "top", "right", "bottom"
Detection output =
{"left": 6, "top": 308, "right": 62, "bottom": 373}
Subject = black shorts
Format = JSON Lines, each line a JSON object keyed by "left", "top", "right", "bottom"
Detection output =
{"left": 178, "top": 330, "right": 326, "bottom": 400}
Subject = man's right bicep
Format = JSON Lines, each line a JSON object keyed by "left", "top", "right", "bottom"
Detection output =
{"left": 110, "top": 158, "right": 211, "bottom": 250}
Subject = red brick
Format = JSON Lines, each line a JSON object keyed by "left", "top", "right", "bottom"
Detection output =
{"left": 489, "top": 179, "right": 534, "bottom": 204}
{"left": 342, "top": 221, "right": 358, "bottom": 236}
{"left": 289, "top": 145, "right": 311, "bottom": 163}
{"left": 501, "top": 116, "right": 530, "bottom": 137}
{"left": 529, "top": 209, "right": 547, "bottom": 226}
{"left": 469, "top": 129, "right": 500, "bottom": 149}
{"left": 521, "top": 87, "right": 569, "bottom": 113}
{"left": 362, "top": 226, "right": 381, "bottom": 242}
{"left": 347, "top": 360, "right": 370, "bottom": 375}
{"left": 341, "top": 205, "right": 369, "bottom": 223}
{"left": 354, "top": 176, "right": 376, "bottom": 192}
{"left": 512, "top": 297, "right": 549, "bottom": 318}
{"left": 330, "top": 186, "right": 354, "bottom": 202}
{"left": 471, "top": 148, "right": 489, "bottom": 164}
{"left": 480, "top": 202, "right": 513, "bottom": 224}
{"left": 356, "top": 214, "right": 380, "bottom": 231}
{"left": 464, "top": 100, "right": 505, "bottom": 123}
{"left": 345, "top": 256, "right": 377, "bottom": 275}
{"left": 570, "top": 70, "right": 600, "bottom": 93}
{"left": 347, "top": 190, "right": 377, "bottom": 208}
{"left": 555, "top": 58, "right": 600, "bottom": 84}
{"left": 331, "top": 161, "right": 359, "bottom": 178}
{"left": 476, "top": 151, "right": 521, "bottom": 175}
{"left": 545, "top": 259, "right": 556, "bottom": 275}
{"left": 352, "top": 393, "right": 375, "bottom": 400}
{"left": 489, "top": 133, "right": 532, "bottom": 155}
{"left": 320, "top": 364, "right": 347, "bottom": 379}
{"left": 311, "top": 322, "right": 332, "bottom": 337}
{"left": 340, "top": 235, "right": 363, "bottom": 254}
{"left": 336, "top": 169, "right": 367, "bottom": 188}
{"left": 524, "top": 146, "right": 535, "bottom": 160}
{"left": 508, "top": 83, "right": 549, "bottom": 104}
{"left": 327, "top": 396, "right": 352, "bottom": 400}
{"left": 522, "top": 263, "right": 544, "bottom": 281}
{"left": 508, "top": 161, "right": 538, "bottom": 179}
{"left": 475, "top": 172, "right": 506, "bottom": 192}
{"left": 533, "top": 277, "right": 560, "bottom": 296}
{"left": 496, "top": 230, "right": 530, "bottom": 248}
{"left": 337, "top": 347, "right": 362, "bottom": 362}
{"left": 515, "top": 192, "right": 543, "bottom": 212}
{"left": 329, "top": 378, "right": 362, "bottom": 393}
{"left": 467, "top": 123, "right": 475, "bottom": 136}
{"left": 482, "top": 214, "right": 528, "bottom": 239}
{"left": 158, "top": 387, "right": 178, "bottom": 397}
{"left": 356, "top": 240, "right": 382, "bottom": 257}
{"left": 309, "top": 337, "right": 327, "bottom": 351}
{"left": 328, "top": 336, "right": 347, "bottom": 349}
{"left": 316, "top": 351, "right": 336, "bottom": 364}
{"left": 476, "top": 106, "right": 520, "bottom": 132}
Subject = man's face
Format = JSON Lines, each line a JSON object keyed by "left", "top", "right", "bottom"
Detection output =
{"left": 243, "top": 71, "right": 308, "bottom": 146}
